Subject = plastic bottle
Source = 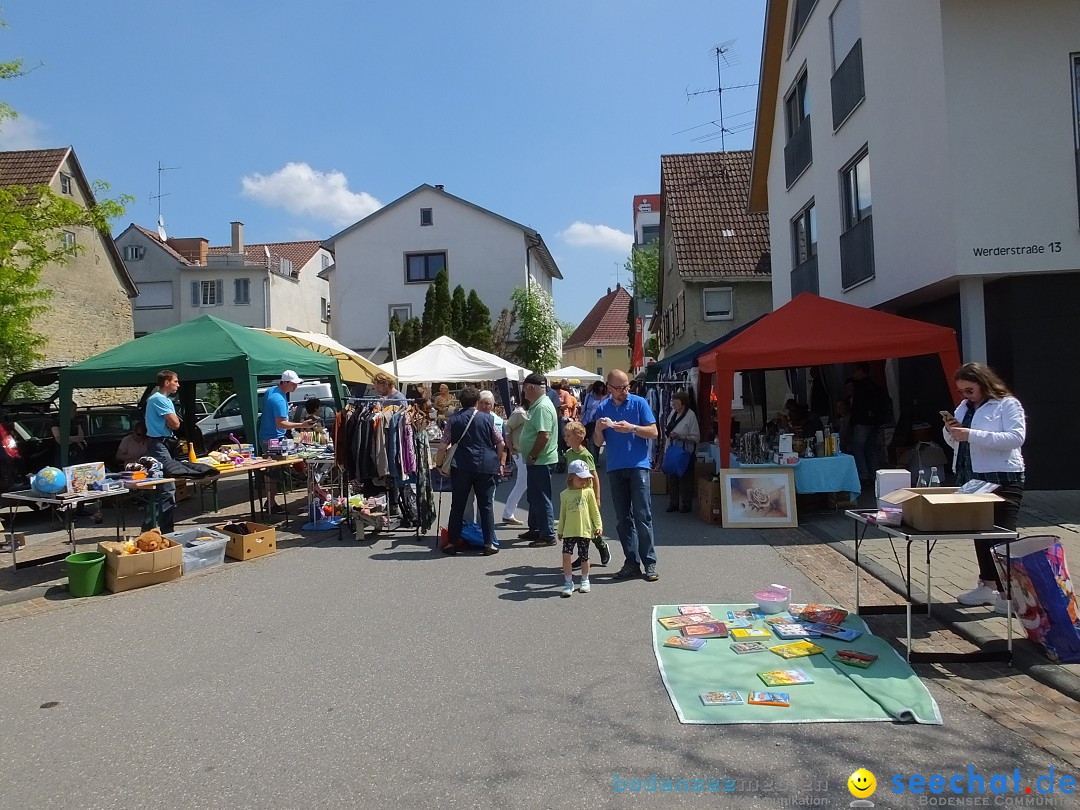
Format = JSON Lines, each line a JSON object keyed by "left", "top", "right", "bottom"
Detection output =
{"left": 187, "top": 440, "right": 198, "bottom": 463}
{"left": 929, "top": 466, "right": 941, "bottom": 487}
{"left": 917, "top": 469, "right": 928, "bottom": 487}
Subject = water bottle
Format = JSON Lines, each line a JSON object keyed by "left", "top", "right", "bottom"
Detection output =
{"left": 917, "top": 469, "right": 928, "bottom": 487}
{"left": 929, "top": 467, "right": 941, "bottom": 487}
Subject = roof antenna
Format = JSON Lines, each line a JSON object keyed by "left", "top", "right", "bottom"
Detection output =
{"left": 683, "top": 40, "right": 756, "bottom": 151}
{"left": 150, "top": 160, "right": 180, "bottom": 240}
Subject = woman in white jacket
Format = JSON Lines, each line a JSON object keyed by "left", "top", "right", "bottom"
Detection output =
{"left": 943, "top": 363, "right": 1026, "bottom": 611}
{"left": 665, "top": 390, "right": 701, "bottom": 513}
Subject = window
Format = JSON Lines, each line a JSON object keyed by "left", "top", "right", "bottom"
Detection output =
{"left": 134, "top": 281, "right": 172, "bottom": 310}
{"left": 61, "top": 231, "right": 75, "bottom": 249}
{"left": 841, "top": 149, "right": 872, "bottom": 230}
{"left": 639, "top": 224, "right": 659, "bottom": 244}
{"left": 321, "top": 253, "right": 331, "bottom": 270}
{"left": 191, "top": 279, "right": 223, "bottom": 307}
{"left": 234, "top": 278, "right": 250, "bottom": 305}
{"left": 792, "top": 202, "right": 817, "bottom": 265}
{"left": 405, "top": 251, "right": 446, "bottom": 283}
{"left": 420, "top": 208, "right": 433, "bottom": 226}
{"left": 279, "top": 258, "right": 293, "bottom": 276}
{"left": 59, "top": 172, "right": 72, "bottom": 195}
{"left": 321, "top": 298, "right": 330, "bottom": 323}
{"left": 790, "top": 0, "right": 818, "bottom": 46}
{"left": 783, "top": 69, "right": 813, "bottom": 186}
{"left": 785, "top": 71, "right": 810, "bottom": 139}
{"left": 703, "top": 287, "right": 733, "bottom": 321}
{"left": 830, "top": 0, "right": 864, "bottom": 129}
{"left": 830, "top": 0, "right": 860, "bottom": 71}
{"left": 389, "top": 304, "right": 412, "bottom": 325}
{"left": 596, "top": 367, "right": 603, "bottom": 376}
{"left": 595, "top": 348, "right": 603, "bottom": 358}
{"left": 123, "top": 244, "right": 143, "bottom": 261}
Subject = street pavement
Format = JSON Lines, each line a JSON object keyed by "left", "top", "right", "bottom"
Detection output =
{"left": 0, "top": 474, "right": 1077, "bottom": 809}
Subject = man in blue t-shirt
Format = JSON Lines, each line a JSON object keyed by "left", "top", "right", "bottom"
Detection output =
{"left": 144, "top": 369, "right": 182, "bottom": 532}
{"left": 593, "top": 368, "right": 660, "bottom": 581}
{"left": 258, "top": 370, "right": 317, "bottom": 515}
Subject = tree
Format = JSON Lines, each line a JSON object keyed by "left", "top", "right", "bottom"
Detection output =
{"left": 557, "top": 320, "right": 577, "bottom": 344}
{"left": 625, "top": 240, "right": 659, "bottom": 301}
{"left": 420, "top": 283, "right": 438, "bottom": 343}
{"left": 450, "top": 284, "right": 467, "bottom": 342}
{"left": 491, "top": 307, "right": 516, "bottom": 359}
{"left": 432, "top": 269, "right": 452, "bottom": 337}
{"left": 464, "top": 290, "right": 492, "bottom": 352}
{"left": 510, "top": 280, "right": 560, "bottom": 373}
{"left": 399, "top": 317, "right": 423, "bottom": 355}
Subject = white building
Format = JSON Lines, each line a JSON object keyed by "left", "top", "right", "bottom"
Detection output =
{"left": 751, "top": 0, "right": 1080, "bottom": 488}
{"left": 116, "top": 222, "right": 333, "bottom": 337}
{"left": 321, "top": 184, "right": 562, "bottom": 357}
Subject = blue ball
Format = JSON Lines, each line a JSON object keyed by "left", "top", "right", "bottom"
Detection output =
{"left": 32, "top": 466, "right": 67, "bottom": 494}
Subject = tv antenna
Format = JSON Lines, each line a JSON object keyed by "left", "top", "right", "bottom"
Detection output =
{"left": 150, "top": 160, "right": 180, "bottom": 240}
{"left": 683, "top": 40, "right": 757, "bottom": 152}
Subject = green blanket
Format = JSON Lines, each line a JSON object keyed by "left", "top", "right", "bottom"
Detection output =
{"left": 652, "top": 604, "right": 942, "bottom": 725}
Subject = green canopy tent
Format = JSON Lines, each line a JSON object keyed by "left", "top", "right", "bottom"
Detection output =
{"left": 56, "top": 315, "right": 342, "bottom": 464}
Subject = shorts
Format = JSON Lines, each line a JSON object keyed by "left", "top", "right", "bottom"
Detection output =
{"left": 562, "top": 537, "right": 589, "bottom": 558}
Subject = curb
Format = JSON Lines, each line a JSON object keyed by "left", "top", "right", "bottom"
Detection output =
{"left": 799, "top": 521, "right": 1080, "bottom": 704}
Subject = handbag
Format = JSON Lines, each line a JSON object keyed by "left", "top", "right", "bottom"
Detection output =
{"left": 661, "top": 443, "right": 692, "bottom": 477}
{"left": 438, "top": 408, "right": 478, "bottom": 476}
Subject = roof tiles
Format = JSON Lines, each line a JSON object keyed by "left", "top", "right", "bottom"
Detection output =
{"left": 564, "top": 285, "right": 632, "bottom": 348}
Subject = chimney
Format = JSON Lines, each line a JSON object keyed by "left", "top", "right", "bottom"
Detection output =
{"left": 230, "top": 221, "right": 244, "bottom": 254}
{"left": 434, "top": 184, "right": 444, "bottom": 191}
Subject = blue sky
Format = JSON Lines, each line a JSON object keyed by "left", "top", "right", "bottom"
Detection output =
{"left": 2, "top": 0, "right": 765, "bottom": 326}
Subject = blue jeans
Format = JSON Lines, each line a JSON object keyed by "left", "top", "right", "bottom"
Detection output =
{"left": 526, "top": 463, "right": 555, "bottom": 538}
{"left": 144, "top": 437, "right": 176, "bottom": 533}
{"left": 851, "top": 424, "right": 879, "bottom": 481}
{"left": 448, "top": 468, "right": 498, "bottom": 547}
{"left": 607, "top": 467, "right": 656, "bottom": 571}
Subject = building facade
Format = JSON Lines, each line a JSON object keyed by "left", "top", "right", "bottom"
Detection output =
{"left": 562, "top": 285, "right": 633, "bottom": 378}
{"left": 751, "top": 0, "right": 1080, "bottom": 486}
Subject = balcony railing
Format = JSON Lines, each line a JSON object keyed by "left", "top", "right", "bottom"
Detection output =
{"left": 840, "top": 215, "right": 875, "bottom": 290}
{"left": 831, "top": 39, "right": 865, "bottom": 130}
{"left": 784, "top": 116, "right": 813, "bottom": 188}
{"left": 790, "top": 254, "right": 819, "bottom": 297}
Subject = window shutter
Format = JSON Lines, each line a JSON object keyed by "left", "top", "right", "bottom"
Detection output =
{"left": 215, "top": 279, "right": 224, "bottom": 306}
{"left": 191, "top": 281, "right": 200, "bottom": 307}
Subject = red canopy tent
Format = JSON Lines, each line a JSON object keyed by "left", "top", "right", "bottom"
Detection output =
{"left": 697, "top": 293, "right": 963, "bottom": 467}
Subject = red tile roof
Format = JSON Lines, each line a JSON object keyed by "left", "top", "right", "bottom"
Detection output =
{"left": 659, "top": 150, "right": 771, "bottom": 278}
{"left": 207, "top": 240, "right": 323, "bottom": 274}
{"left": 133, "top": 225, "right": 192, "bottom": 264}
{"left": 0, "top": 147, "right": 70, "bottom": 189}
{"left": 564, "top": 285, "right": 632, "bottom": 348}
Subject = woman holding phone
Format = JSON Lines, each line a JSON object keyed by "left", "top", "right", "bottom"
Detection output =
{"left": 942, "top": 363, "right": 1026, "bottom": 613}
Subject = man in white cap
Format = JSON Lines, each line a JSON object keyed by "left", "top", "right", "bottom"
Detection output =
{"left": 258, "top": 370, "right": 316, "bottom": 515}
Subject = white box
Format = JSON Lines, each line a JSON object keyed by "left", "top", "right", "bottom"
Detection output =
{"left": 163, "top": 527, "right": 229, "bottom": 574}
{"left": 876, "top": 469, "right": 913, "bottom": 509}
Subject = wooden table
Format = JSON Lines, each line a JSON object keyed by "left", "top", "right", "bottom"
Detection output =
{"left": 194, "top": 458, "right": 301, "bottom": 525}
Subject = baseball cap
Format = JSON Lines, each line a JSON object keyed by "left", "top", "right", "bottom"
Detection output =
{"left": 523, "top": 372, "right": 546, "bottom": 386}
{"left": 280, "top": 370, "right": 302, "bottom": 384}
{"left": 567, "top": 459, "right": 593, "bottom": 479}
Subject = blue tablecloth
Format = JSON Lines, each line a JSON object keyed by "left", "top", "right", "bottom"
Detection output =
{"left": 703, "top": 444, "right": 861, "bottom": 500}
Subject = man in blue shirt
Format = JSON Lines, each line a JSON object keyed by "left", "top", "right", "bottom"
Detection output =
{"left": 144, "top": 369, "right": 181, "bottom": 532}
{"left": 258, "top": 370, "right": 316, "bottom": 515}
{"left": 593, "top": 369, "right": 660, "bottom": 581}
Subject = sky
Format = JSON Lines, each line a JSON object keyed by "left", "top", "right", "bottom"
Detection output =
{"left": 1, "top": 0, "right": 765, "bottom": 327}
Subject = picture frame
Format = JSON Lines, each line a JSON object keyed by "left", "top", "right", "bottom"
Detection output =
{"left": 719, "top": 468, "right": 798, "bottom": 529}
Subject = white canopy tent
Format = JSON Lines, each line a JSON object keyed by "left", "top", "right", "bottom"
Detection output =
{"left": 545, "top": 365, "right": 604, "bottom": 383}
{"left": 378, "top": 335, "right": 509, "bottom": 383}
{"left": 463, "top": 345, "right": 530, "bottom": 383}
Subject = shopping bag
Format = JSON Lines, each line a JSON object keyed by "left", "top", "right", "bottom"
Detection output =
{"left": 993, "top": 535, "right": 1080, "bottom": 663}
{"left": 661, "top": 444, "right": 691, "bottom": 477}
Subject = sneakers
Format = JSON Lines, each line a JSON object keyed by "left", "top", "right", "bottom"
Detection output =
{"left": 643, "top": 566, "right": 659, "bottom": 582}
{"left": 595, "top": 539, "right": 611, "bottom": 566}
{"left": 528, "top": 537, "right": 557, "bottom": 547}
{"left": 502, "top": 514, "right": 524, "bottom": 526}
{"left": 613, "top": 565, "right": 641, "bottom": 580}
{"left": 561, "top": 582, "right": 574, "bottom": 598}
{"left": 578, "top": 580, "right": 591, "bottom": 594}
{"left": 957, "top": 582, "right": 1001, "bottom": 607}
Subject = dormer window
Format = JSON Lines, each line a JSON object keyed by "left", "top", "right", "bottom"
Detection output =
{"left": 59, "top": 172, "right": 72, "bottom": 195}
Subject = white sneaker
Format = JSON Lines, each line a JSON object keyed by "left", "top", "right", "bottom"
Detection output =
{"left": 957, "top": 582, "right": 1001, "bottom": 606}
{"left": 578, "top": 580, "right": 591, "bottom": 594}
{"left": 561, "top": 582, "right": 574, "bottom": 598}
{"left": 502, "top": 514, "right": 523, "bottom": 526}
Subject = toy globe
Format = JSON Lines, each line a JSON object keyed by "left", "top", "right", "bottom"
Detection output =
{"left": 32, "top": 466, "right": 67, "bottom": 495}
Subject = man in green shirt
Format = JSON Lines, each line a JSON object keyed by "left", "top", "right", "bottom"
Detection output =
{"left": 518, "top": 372, "right": 559, "bottom": 546}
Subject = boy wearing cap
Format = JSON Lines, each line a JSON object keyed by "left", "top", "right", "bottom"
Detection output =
{"left": 258, "top": 370, "right": 317, "bottom": 515}
{"left": 558, "top": 459, "right": 603, "bottom": 597}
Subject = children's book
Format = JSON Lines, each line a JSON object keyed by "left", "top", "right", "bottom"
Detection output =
{"left": 729, "top": 627, "right": 771, "bottom": 640}
{"left": 664, "top": 635, "right": 706, "bottom": 650}
{"left": 680, "top": 621, "right": 729, "bottom": 638}
{"left": 805, "top": 622, "right": 862, "bottom": 641}
{"left": 769, "top": 641, "right": 827, "bottom": 659}
{"left": 724, "top": 617, "right": 751, "bottom": 629}
{"left": 748, "top": 690, "right": 791, "bottom": 707}
{"left": 763, "top": 612, "right": 796, "bottom": 625}
{"left": 658, "top": 613, "right": 715, "bottom": 630}
{"left": 789, "top": 603, "right": 849, "bottom": 625}
{"left": 832, "top": 649, "right": 878, "bottom": 669}
{"left": 770, "top": 623, "right": 817, "bottom": 640}
{"left": 699, "top": 690, "right": 744, "bottom": 706}
{"left": 730, "top": 641, "right": 769, "bottom": 654}
{"left": 727, "top": 609, "right": 765, "bottom": 621}
{"left": 678, "top": 604, "right": 711, "bottom": 615}
{"left": 758, "top": 669, "right": 814, "bottom": 687}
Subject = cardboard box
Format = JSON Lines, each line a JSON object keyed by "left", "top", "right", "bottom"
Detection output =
{"left": 878, "top": 487, "right": 1004, "bottom": 532}
{"left": 98, "top": 538, "right": 183, "bottom": 593}
{"left": 697, "top": 476, "right": 722, "bottom": 525}
{"left": 650, "top": 470, "right": 668, "bottom": 495}
{"left": 214, "top": 521, "right": 276, "bottom": 561}
{"left": 174, "top": 479, "right": 191, "bottom": 502}
{"left": 3, "top": 532, "right": 27, "bottom": 549}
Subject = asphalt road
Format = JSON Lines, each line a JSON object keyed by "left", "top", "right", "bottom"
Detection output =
{"left": 0, "top": 476, "right": 1073, "bottom": 810}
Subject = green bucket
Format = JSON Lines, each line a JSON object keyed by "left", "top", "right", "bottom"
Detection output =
{"left": 66, "top": 551, "right": 106, "bottom": 597}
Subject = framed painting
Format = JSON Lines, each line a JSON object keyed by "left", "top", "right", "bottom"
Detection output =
{"left": 719, "top": 468, "right": 798, "bottom": 529}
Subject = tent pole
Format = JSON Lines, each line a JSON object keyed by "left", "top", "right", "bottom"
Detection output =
{"left": 389, "top": 331, "right": 399, "bottom": 378}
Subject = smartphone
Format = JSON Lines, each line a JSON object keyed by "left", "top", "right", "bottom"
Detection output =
{"left": 939, "top": 410, "right": 957, "bottom": 423}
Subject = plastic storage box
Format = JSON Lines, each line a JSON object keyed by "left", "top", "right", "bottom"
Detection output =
{"left": 163, "top": 527, "right": 229, "bottom": 574}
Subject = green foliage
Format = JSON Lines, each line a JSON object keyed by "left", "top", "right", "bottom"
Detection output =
{"left": 205, "top": 381, "right": 235, "bottom": 408}
{"left": 557, "top": 320, "right": 577, "bottom": 344}
{"left": 625, "top": 240, "right": 659, "bottom": 302}
{"left": 450, "top": 284, "right": 467, "bottom": 342}
{"left": 510, "top": 280, "right": 560, "bottom": 373}
{"left": 432, "top": 269, "right": 452, "bottom": 337}
{"left": 491, "top": 307, "right": 516, "bottom": 358}
{"left": 398, "top": 317, "right": 423, "bottom": 356}
{"left": 464, "top": 290, "right": 492, "bottom": 352}
{"left": 421, "top": 284, "right": 438, "bottom": 343}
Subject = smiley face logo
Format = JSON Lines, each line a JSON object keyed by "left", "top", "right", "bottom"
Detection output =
{"left": 847, "top": 768, "right": 877, "bottom": 798}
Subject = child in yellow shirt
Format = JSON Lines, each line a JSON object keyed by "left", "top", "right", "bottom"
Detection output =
{"left": 558, "top": 459, "right": 603, "bottom": 597}
{"left": 563, "top": 421, "right": 611, "bottom": 568}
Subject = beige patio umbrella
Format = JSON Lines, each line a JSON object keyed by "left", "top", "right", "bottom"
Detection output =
{"left": 255, "top": 328, "right": 390, "bottom": 384}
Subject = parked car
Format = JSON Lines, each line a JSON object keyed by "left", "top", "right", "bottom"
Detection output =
{"left": 197, "top": 380, "right": 346, "bottom": 450}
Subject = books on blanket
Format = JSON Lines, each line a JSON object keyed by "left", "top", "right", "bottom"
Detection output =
{"left": 727, "top": 609, "right": 765, "bottom": 621}
{"left": 763, "top": 612, "right": 796, "bottom": 625}
{"left": 748, "top": 690, "right": 791, "bottom": 707}
{"left": 678, "top": 604, "right": 711, "bottom": 615}
{"left": 730, "top": 641, "right": 769, "bottom": 654}
{"left": 658, "top": 613, "right": 715, "bottom": 630}
{"left": 729, "top": 627, "right": 771, "bottom": 640}
{"left": 770, "top": 623, "right": 818, "bottom": 640}
{"left": 788, "top": 603, "right": 849, "bottom": 625}
{"left": 758, "top": 669, "right": 814, "bottom": 686}
{"left": 769, "top": 641, "right": 826, "bottom": 659}
{"left": 806, "top": 622, "right": 862, "bottom": 641}
{"left": 833, "top": 649, "right": 878, "bottom": 668}
{"left": 680, "top": 621, "right": 729, "bottom": 638}
{"left": 664, "top": 635, "right": 706, "bottom": 650}
{"left": 699, "top": 690, "right": 744, "bottom": 706}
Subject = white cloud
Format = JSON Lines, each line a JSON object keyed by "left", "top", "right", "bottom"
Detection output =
{"left": 0, "top": 114, "right": 46, "bottom": 150}
{"left": 241, "top": 162, "right": 381, "bottom": 227}
{"left": 558, "top": 221, "right": 633, "bottom": 253}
